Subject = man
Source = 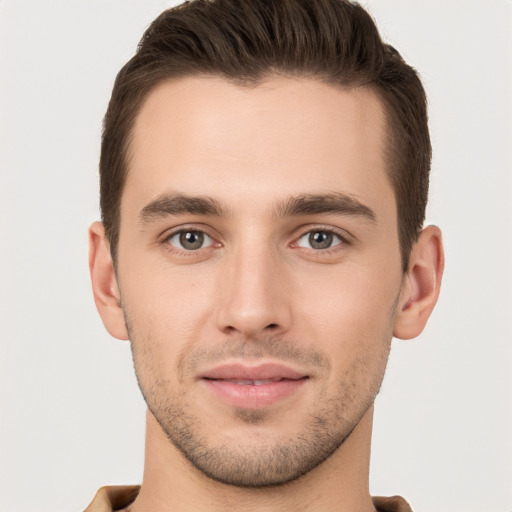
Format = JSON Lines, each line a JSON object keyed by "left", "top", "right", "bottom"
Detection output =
{"left": 86, "top": 0, "right": 444, "bottom": 510}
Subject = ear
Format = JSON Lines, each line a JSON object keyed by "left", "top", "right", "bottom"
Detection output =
{"left": 88, "top": 222, "right": 129, "bottom": 340}
{"left": 393, "top": 225, "right": 445, "bottom": 339}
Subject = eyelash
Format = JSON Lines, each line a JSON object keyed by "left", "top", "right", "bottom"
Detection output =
{"left": 160, "top": 225, "right": 351, "bottom": 257}
{"left": 162, "top": 226, "right": 220, "bottom": 256}
{"left": 291, "top": 226, "right": 351, "bottom": 254}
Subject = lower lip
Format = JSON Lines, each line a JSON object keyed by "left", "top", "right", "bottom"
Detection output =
{"left": 202, "top": 378, "right": 308, "bottom": 409}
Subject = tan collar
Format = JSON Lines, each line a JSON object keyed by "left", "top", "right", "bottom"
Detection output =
{"left": 85, "top": 485, "right": 413, "bottom": 512}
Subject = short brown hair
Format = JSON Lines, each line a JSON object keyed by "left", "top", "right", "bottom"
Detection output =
{"left": 100, "top": 0, "right": 431, "bottom": 271}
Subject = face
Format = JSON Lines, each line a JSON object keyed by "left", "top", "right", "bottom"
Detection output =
{"left": 116, "top": 76, "right": 404, "bottom": 486}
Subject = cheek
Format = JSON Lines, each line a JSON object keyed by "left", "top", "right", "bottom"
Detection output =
{"left": 294, "top": 264, "right": 400, "bottom": 350}
{"left": 120, "top": 246, "right": 214, "bottom": 316}
{"left": 118, "top": 257, "right": 218, "bottom": 366}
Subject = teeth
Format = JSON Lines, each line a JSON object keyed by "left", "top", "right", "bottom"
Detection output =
{"left": 227, "top": 379, "right": 280, "bottom": 385}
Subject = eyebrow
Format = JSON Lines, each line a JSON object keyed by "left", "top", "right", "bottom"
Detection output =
{"left": 274, "top": 193, "right": 376, "bottom": 221}
{"left": 138, "top": 191, "right": 376, "bottom": 225}
{"left": 139, "top": 193, "right": 229, "bottom": 225}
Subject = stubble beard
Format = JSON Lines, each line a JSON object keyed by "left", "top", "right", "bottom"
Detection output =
{"left": 126, "top": 324, "right": 392, "bottom": 489}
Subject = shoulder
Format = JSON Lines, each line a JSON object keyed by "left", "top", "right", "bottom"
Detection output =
{"left": 84, "top": 485, "right": 141, "bottom": 512}
{"left": 372, "top": 495, "right": 414, "bottom": 512}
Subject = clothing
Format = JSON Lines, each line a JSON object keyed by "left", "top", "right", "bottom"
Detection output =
{"left": 84, "top": 485, "right": 413, "bottom": 511}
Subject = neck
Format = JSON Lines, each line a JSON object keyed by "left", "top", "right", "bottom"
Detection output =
{"left": 130, "top": 407, "right": 377, "bottom": 512}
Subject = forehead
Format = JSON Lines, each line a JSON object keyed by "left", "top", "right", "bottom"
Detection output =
{"left": 124, "top": 75, "right": 393, "bottom": 221}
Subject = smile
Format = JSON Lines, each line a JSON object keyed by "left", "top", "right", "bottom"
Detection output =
{"left": 200, "top": 363, "right": 309, "bottom": 409}
{"left": 218, "top": 378, "right": 283, "bottom": 385}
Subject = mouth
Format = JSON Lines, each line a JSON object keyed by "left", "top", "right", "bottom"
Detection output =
{"left": 210, "top": 378, "right": 289, "bottom": 385}
{"left": 200, "top": 363, "right": 309, "bottom": 409}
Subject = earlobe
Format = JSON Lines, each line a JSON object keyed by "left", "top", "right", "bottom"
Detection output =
{"left": 88, "top": 221, "right": 129, "bottom": 340}
{"left": 393, "top": 225, "right": 444, "bottom": 340}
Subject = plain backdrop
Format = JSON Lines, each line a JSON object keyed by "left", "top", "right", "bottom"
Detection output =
{"left": 1, "top": 1, "right": 511, "bottom": 511}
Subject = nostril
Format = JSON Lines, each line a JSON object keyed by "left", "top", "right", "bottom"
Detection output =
{"left": 265, "top": 323, "right": 278, "bottom": 330}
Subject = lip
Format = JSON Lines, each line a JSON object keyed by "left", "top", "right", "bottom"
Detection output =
{"left": 202, "top": 362, "right": 306, "bottom": 381}
{"left": 200, "top": 362, "right": 309, "bottom": 409}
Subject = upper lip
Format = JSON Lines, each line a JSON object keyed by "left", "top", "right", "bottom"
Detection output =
{"left": 201, "top": 362, "right": 307, "bottom": 381}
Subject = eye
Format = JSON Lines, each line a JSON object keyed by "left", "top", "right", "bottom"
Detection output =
{"left": 296, "top": 230, "right": 343, "bottom": 250}
{"left": 167, "top": 230, "right": 214, "bottom": 251}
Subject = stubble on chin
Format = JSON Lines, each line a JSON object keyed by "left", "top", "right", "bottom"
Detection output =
{"left": 125, "top": 308, "right": 395, "bottom": 488}
{"left": 233, "top": 408, "right": 268, "bottom": 425}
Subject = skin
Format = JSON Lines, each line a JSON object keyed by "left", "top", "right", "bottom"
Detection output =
{"left": 90, "top": 76, "right": 444, "bottom": 511}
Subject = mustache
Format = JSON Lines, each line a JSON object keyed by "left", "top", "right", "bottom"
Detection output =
{"left": 178, "top": 336, "right": 331, "bottom": 377}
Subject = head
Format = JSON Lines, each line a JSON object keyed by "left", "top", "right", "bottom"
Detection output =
{"left": 99, "top": 0, "right": 431, "bottom": 272}
{"left": 90, "top": 0, "right": 443, "bottom": 489}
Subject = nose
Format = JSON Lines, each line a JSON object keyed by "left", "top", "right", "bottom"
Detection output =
{"left": 215, "top": 243, "right": 292, "bottom": 338}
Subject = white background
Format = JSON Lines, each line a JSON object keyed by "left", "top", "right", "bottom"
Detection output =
{"left": 1, "top": 1, "right": 511, "bottom": 511}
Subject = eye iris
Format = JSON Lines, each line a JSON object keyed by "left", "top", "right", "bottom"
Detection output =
{"left": 309, "top": 231, "right": 333, "bottom": 249}
{"left": 180, "top": 231, "right": 204, "bottom": 250}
